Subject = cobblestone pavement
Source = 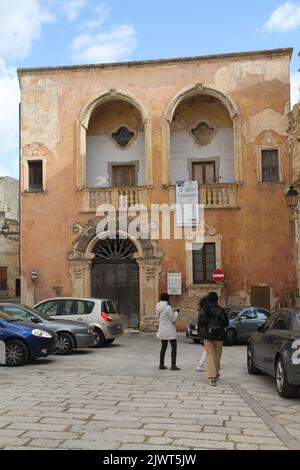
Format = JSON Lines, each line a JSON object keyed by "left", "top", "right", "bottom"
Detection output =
{"left": 0, "top": 333, "right": 299, "bottom": 450}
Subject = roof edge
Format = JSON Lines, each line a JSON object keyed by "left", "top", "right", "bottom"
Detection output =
{"left": 17, "top": 47, "right": 294, "bottom": 75}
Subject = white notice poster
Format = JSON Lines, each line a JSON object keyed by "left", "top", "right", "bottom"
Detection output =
{"left": 176, "top": 181, "right": 199, "bottom": 226}
{"left": 167, "top": 273, "right": 182, "bottom": 295}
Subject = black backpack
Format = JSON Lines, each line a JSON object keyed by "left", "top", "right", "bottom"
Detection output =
{"left": 207, "top": 311, "right": 223, "bottom": 336}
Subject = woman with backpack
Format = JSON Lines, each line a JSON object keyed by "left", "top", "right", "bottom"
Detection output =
{"left": 201, "top": 291, "right": 229, "bottom": 386}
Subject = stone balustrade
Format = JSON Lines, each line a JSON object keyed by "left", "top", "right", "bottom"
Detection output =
{"left": 82, "top": 186, "right": 149, "bottom": 211}
{"left": 82, "top": 183, "right": 240, "bottom": 212}
{"left": 168, "top": 183, "right": 240, "bottom": 208}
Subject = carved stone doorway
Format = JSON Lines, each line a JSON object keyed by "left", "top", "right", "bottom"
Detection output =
{"left": 68, "top": 221, "right": 163, "bottom": 331}
{"left": 91, "top": 238, "right": 140, "bottom": 328}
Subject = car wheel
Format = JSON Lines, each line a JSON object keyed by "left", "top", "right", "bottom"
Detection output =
{"left": 56, "top": 332, "right": 75, "bottom": 355}
{"left": 225, "top": 329, "right": 236, "bottom": 346}
{"left": 90, "top": 329, "right": 105, "bottom": 348}
{"left": 193, "top": 339, "right": 201, "bottom": 344}
{"left": 275, "top": 357, "right": 298, "bottom": 398}
{"left": 105, "top": 339, "right": 115, "bottom": 345}
{"left": 5, "top": 340, "right": 29, "bottom": 367}
{"left": 247, "top": 344, "right": 260, "bottom": 375}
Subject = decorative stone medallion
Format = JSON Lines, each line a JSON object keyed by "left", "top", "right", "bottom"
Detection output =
{"left": 111, "top": 126, "right": 135, "bottom": 148}
{"left": 191, "top": 122, "right": 217, "bottom": 146}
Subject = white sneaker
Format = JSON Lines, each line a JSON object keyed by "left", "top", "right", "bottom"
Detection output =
{"left": 197, "top": 365, "right": 205, "bottom": 372}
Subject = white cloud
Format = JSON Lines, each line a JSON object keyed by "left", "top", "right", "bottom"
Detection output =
{"left": 263, "top": 1, "right": 300, "bottom": 32}
{"left": 61, "top": 0, "right": 87, "bottom": 21}
{"left": 79, "top": 2, "right": 111, "bottom": 31}
{"left": 70, "top": 24, "right": 137, "bottom": 63}
{"left": 0, "top": 0, "right": 54, "bottom": 60}
{"left": 0, "top": 1, "right": 53, "bottom": 177}
{"left": 291, "top": 72, "right": 300, "bottom": 106}
{"left": 0, "top": 62, "right": 20, "bottom": 160}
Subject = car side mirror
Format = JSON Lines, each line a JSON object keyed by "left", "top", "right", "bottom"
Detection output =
{"left": 31, "top": 317, "right": 40, "bottom": 323}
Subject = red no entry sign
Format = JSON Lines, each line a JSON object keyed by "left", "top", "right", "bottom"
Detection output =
{"left": 213, "top": 268, "right": 225, "bottom": 283}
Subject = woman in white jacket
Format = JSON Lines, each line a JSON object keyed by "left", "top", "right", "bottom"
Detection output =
{"left": 156, "top": 292, "right": 180, "bottom": 370}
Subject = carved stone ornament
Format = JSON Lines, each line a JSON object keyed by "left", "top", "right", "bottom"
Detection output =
{"left": 68, "top": 220, "right": 164, "bottom": 262}
{"left": 187, "top": 286, "right": 222, "bottom": 298}
{"left": 258, "top": 131, "right": 279, "bottom": 146}
{"left": 23, "top": 142, "right": 49, "bottom": 157}
{"left": 289, "top": 103, "right": 300, "bottom": 150}
{"left": 191, "top": 122, "right": 217, "bottom": 146}
{"left": 111, "top": 126, "right": 135, "bottom": 148}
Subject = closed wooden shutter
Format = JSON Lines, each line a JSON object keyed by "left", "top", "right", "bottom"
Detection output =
{"left": 112, "top": 165, "right": 136, "bottom": 187}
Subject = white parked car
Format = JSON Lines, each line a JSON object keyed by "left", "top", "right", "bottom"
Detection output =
{"left": 34, "top": 297, "right": 123, "bottom": 347}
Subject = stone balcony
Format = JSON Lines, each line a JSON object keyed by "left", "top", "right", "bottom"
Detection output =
{"left": 168, "top": 183, "right": 241, "bottom": 209}
{"left": 81, "top": 183, "right": 241, "bottom": 212}
{"left": 81, "top": 186, "right": 149, "bottom": 212}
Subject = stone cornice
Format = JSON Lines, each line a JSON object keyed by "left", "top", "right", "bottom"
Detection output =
{"left": 17, "top": 48, "right": 293, "bottom": 77}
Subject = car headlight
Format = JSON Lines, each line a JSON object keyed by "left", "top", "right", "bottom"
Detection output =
{"left": 32, "top": 329, "right": 52, "bottom": 338}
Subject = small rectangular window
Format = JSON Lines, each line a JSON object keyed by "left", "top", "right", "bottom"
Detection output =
{"left": 192, "top": 243, "right": 216, "bottom": 284}
{"left": 261, "top": 149, "right": 279, "bottom": 182}
{"left": 28, "top": 160, "right": 43, "bottom": 191}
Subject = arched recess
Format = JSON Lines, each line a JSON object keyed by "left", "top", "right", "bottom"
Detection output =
{"left": 76, "top": 89, "right": 153, "bottom": 189}
{"left": 162, "top": 84, "right": 242, "bottom": 186}
{"left": 68, "top": 221, "right": 162, "bottom": 331}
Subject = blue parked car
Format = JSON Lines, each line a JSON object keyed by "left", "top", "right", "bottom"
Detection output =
{"left": 0, "top": 310, "right": 57, "bottom": 366}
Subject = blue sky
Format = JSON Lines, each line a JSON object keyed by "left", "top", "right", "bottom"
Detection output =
{"left": 0, "top": 0, "right": 300, "bottom": 179}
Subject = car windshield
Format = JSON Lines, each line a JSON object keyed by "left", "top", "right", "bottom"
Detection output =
{"left": 23, "top": 305, "right": 52, "bottom": 321}
{"left": 0, "top": 310, "right": 18, "bottom": 322}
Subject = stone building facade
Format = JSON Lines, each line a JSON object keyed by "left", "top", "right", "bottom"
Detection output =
{"left": 289, "top": 65, "right": 300, "bottom": 304}
{"left": 18, "top": 48, "right": 296, "bottom": 330}
{"left": 0, "top": 176, "right": 20, "bottom": 300}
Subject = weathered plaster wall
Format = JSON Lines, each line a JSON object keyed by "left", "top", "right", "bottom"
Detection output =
{"left": 87, "top": 134, "right": 145, "bottom": 187}
{"left": 19, "top": 49, "right": 296, "bottom": 322}
{"left": 0, "top": 177, "right": 19, "bottom": 300}
{"left": 0, "top": 177, "right": 19, "bottom": 221}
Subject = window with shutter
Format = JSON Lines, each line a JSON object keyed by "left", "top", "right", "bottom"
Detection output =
{"left": 193, "top": 243, "right": 216, "bottom": 283}
{"left": 261, "top": 149, "right": 279, "bottom": 182}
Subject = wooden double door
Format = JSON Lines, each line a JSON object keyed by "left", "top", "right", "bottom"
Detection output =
{"left": 92, "top": 260, "right": 140, "bottom": 329}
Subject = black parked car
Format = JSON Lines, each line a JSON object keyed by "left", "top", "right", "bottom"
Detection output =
{"left": 0, "top": 303, "right": 96, "bottom": 355}
{"left": 247, "top": 309, "right": 300, "bottom": 398}
{"left": 186, "top": 306, "right": 271, "bottom": 345}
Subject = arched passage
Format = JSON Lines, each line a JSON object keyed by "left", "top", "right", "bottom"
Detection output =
{"left": 68, "top": 222, "right": 163, "bottom": 331}
{"left": 91, "top": 237, "right": 140, "bottom": 328}
{"left": 76, "top": 90, "right": 153, "bottom": 189}
{"left": 162, "top": 84, "right": 242, "bottom": 186}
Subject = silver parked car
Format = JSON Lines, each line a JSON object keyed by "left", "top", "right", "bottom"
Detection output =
{"left": 186, "top": 306, "right": 271, "bottom": 346}
{"left": 34, "top": 297, "right": 123, "bottom": 347}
